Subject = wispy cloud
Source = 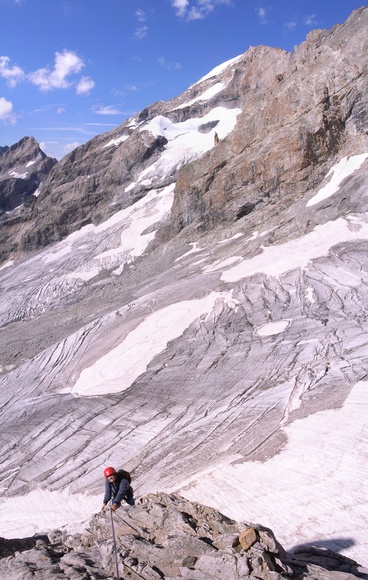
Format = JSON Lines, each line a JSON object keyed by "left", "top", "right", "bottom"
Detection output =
{"left": 84, "top": 122, "right": 119, "bottom": 126}
{"left": 256, "top": 6, "right": 269, "bottom": 25}
{"left": 158, "top": 57, "right": 181, "bottom": 70}
{"left": 0, "top": 96, "right": 16, "bottom": 123}
{"left": 305, "top": 14, "right": 318, "bottom": 26}
{"left": 171, "top": 0, "right": 231, "bottom": 21}
{"left": 135, "top": 9, "right": 147, "bottom": 22}
{"left": 92, "top": 104, "right": 123, "bottom": 115}
{"left": 0, "top": 56, "right": 25, "bottom": 87}
{"left": 134, "top": 25, "right": 149, "bottom": 39}
{"left": 283, "top": 18, "right": 297, "bottom": 31}
{"left": 29, "top": 103, "right": 66, "bottom": 115}
{"left": 32, "top": 126, "right": 94, "bottom": 132}
{"left": 133, "top": 8, "right": 149, "bottom": 39}
{"left": 111, "top": 85, "right": 138, "bottom": 98}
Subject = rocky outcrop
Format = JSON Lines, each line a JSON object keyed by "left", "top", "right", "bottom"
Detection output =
{"left": 0, "top": 494, "right": 366, "bottom": 579}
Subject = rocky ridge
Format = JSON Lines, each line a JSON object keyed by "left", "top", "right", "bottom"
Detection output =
{"left": 0, "top": 493, "right": 367, "bottom": 579}
{"left": 0, "top": 136, "right": 57, "bottom": 214}
{"left": 0, "top": 9, "right": 367, "bottom": 262}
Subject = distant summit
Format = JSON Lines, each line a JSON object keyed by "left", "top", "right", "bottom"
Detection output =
{"left": 0, "top": 136, "right": 57, "bottom": 214}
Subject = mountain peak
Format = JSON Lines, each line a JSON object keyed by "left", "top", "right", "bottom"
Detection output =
{"left": 0, "top": 136, "right": 57, "bottom": 216}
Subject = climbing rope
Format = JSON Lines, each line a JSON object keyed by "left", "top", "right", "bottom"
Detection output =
{"left": 109, "top": 503, "right": 120, "bottom": 580}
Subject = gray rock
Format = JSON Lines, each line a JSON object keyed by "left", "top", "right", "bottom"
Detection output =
{"left": 0, "top": 493, "right": 364, "bottom": 579}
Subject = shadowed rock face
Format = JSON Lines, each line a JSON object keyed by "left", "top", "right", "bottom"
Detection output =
{"left": 0, "top": 136, "right": 57, "bottom": 214}
{"left": 0, "top": 493, "right": 366, "bottom": 579}
{"left": 0, "top": 7, "right": 368, "bottom": 569}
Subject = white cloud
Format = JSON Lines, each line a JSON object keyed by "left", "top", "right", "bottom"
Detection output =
{"left": 171, "top": 0, "right": 231, "bottom": 20}
{"left": 56, "top": 107, "right": 66, "bottom": 114}
{"left": 92, "top": 104, "right": 122, "bottom": 116}
{"left": 76, "top": 76, "right": 95, "bottom": 95}
{"left": 1, "top": 51, "right": 94, "bottom": 94}
{"left": 29, "top": 50, "right": 85, "bottom": 91}
{"left": 135, "top": 9, "right": 146, "bottom": 21}
{"left": 0, "top": 96, "right": 15, "bottom": 123}
{"left": 134, "top": 25, "right": 148, "bottom": 39}
{"left": 171, "top": 0, "right": 189, "bottom": 17}
{"left": 0, "top": 56, "right": 24, "bottom": 87}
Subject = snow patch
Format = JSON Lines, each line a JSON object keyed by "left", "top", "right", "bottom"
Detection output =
{"left": 197, "top": 54, "right": 243, "bottom": 83}
{"left": 128, "top": 107, "right": 240, "bottom": 188}
{"left": 256, "top": 320, "right": 290, "bottom": 336}
{"left": 72, "top": 292, "right": 230, "bottom": 396}
{"left": 0, "top": 260, "right": 14, "bottom": 271}
{"left": 0, "top": 488, "right": 100, "bottom": 539}
{"left": 175, "top": 82, "right": 225, "bottom": 109}
{"left": 220, "top": 215, "right": 368, "bottom": 282}
{"left": 102, "top": 135, "right": 129, "bottom": 148}
{"left": 8, "top": 170, "right": 28, "bottom": 179}
{"left": 307, "top": 153, "right": 368, "bottom": 207}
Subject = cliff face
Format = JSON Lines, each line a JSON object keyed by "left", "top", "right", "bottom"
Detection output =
{"left": 164, "top": 8, "right": 368, "bottom": 239}
{"left": 0, "top": 7, "right": 368, "bottom": 569}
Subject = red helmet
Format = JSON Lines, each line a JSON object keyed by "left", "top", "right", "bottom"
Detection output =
{"left": 104, "top": 466, "right": 116, "bottom": 478}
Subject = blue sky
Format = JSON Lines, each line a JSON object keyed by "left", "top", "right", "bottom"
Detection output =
{"left": 0, "top": 0, "right": 364, "bottom": 160}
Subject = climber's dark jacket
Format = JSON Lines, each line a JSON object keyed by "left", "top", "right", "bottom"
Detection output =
{"left": 103, "top": 472, "right": 134, "bottom": 507}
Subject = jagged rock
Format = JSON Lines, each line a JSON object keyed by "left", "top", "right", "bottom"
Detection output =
{"left": 0, "top": 136, "right": 57, "bottom": 215}
{"left": 0, "top": 494, "right": 365, "bottom": 579}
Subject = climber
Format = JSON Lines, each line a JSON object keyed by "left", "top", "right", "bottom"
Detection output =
{"left": 101, "top": 466, "right": 135, "bottom": 511}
